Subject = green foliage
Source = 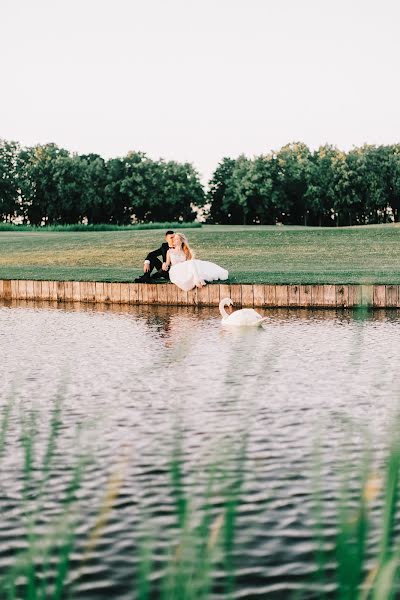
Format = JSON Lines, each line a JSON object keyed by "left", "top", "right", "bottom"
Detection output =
{"left": 207, "top": 143, "right": 400, "bottom": 226}
{"left": 0, "top": 140, "right": 205, "bottom": 226}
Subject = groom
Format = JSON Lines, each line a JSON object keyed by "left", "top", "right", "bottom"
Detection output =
{"left": 134, "top": 230, "right": 175, "bottom": 283}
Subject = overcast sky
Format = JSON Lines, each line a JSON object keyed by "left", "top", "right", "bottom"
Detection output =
{"left": 1, "top": 0, "right": 399, "bottom": 181}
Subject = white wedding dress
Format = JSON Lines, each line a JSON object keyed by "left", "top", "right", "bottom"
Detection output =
{"left": 168, "top": 249, "right": 229, "bottom": 292}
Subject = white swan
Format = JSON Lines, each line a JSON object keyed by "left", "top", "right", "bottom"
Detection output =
{"left": 219, "top": 297, "right": 268, "bottom": 327}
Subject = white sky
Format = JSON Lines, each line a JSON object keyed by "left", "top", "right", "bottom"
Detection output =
{"left": 1, "top": 0, "right": 400, "bottom": 182}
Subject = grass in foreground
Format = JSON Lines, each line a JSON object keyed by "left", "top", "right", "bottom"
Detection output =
{"left": 0, "top": 224, "right": 399, "bottom": 284}
{"left": 0, "top": 394, "right": 247, "bottom": 600}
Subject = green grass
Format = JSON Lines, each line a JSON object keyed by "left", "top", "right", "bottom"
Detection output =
{"left": 0, "top": 224, "right": 399, "bottom": 284}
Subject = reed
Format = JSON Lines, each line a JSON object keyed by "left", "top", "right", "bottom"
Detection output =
{"left": 1, "top": 393, "right": 400, "bottom": 599}
{"left": 308, "top": 421, "right": 400, "bottom": 600}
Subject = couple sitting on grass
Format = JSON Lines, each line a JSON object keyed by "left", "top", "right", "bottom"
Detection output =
{"left": 134, "top": 230, "right": 228, "bottom": 292}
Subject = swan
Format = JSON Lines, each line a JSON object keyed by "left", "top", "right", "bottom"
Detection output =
{"left": 219, "top": 297, "right": 268, "bottom": 327}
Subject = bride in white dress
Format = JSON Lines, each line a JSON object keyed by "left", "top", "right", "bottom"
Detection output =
{"left": 163, "top": 233, "right": 229, "bottom": 292}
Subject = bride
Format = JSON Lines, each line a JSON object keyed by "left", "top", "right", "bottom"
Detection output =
{"left": 163, "top": 233, "right": 228, "bottom": 292}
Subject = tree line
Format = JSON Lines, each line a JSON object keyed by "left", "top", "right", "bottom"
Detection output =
{"left": 0, "top": 141, "right": 204, "bottom": 225}
{"left": 208, "top": 143, "right": 400, "bottom": 226}
{"left": 1, "top": 139, "right": 400, "bottom": 226}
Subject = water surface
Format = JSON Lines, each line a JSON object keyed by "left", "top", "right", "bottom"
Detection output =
{"left": 0, "top": 301, "right": 399, "bottom": 599}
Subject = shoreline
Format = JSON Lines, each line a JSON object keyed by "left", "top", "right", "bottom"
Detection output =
{"left": 1, "top": 280, "right": 399, "bottom": 308}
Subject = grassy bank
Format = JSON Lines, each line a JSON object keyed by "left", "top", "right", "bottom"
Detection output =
{"left": 0, "top": 224, "right": 399, "bottom": 284}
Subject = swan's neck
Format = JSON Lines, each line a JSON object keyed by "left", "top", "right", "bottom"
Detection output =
{"left": 219, "top": 298, "right": 230, "bottom": 319}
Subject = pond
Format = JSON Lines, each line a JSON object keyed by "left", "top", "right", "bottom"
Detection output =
{"left": 0, "top": 301, "right": 400, "bottom": 599}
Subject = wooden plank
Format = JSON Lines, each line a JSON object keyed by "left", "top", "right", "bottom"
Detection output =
{"left": 17, "top": 280, "right": 27, "bottom": 300}
{"left": 187, "top": 288, "right": 197, "bottom": 306}
{"left": 230, "top": 284, "right": 242, "bottom": 307}
{"left": 361, "top": 285, "right": 373, "bottom": 307}
{"left": 25, "top": 280, "right": 35, "bottom": 301}
{"left": 0, "top": 280, "right": 3, "bottom": 299}
{"left": 196, "top": 285, "right": 210, "bottom": 306}
{"left": 156, "top": 284, "right": 168, "bottom": 305}
{"left": 386, "top": 285, "right": 399, "bottom": 308}
{"left": 176, "top": 287, "right": 189, "bottom": 305}
{"left": 167, "top": 283, "right": 179, "bottom": 306}
{"left": 95, "top": 282, "right": 105, "bottom": 303}
{"left": 131, "top": 283, "right": 141, "bottom": 304}
{"left": 140, "top": 283, "right": 149, "bottom": 304}
{"left": 146, "top": 283, "right": 158, "bottom": 304}
{"left": 264, "top": 285, "right": 276, "bottom": 307}
{"left": 41, "top": 280, "right": 50, "bottom": 301}
{"left": 120, "top": 283, "right": 130, "bottom": 304}
{"left": 373, "top": 285, "right": 386, "bottom": 308}
{"left": 299, "top": 285, "right": 312, "bottom": 307}
{"left": 208, "top": 284, "right": 220, "bottom": 306}
{"left": 2, "top": 280, "right": 11, "bottom": 300}
{"left": 288, "top": 285, "right": 300, "bottom": 307}
{"left": 10, "top": 280, "right": 18, "bottom": 299}
{"left": 336, "top": 285, "right": 349, "bottom": 308}
{"left": 275, "top": 285, "right": 288, "bottom": 307}
{"left": 348, "top": 285, "right": 362, "bottom": 307}
{"left": 311, "top": 285, "right": 324, "bottom": 306}
{"left": 48, "top": 281, "right": 57, "bottom": 301}
{"left": 103, "top": 283, "right": 112, "bottom": 303}
{"left": 253, "top": 285, "right": 265, "bottom": 308}
{"left": 241, "top": 285, "right": 254, "bottom": 307}
{"left": 219, "top": 284, "right": 231, "bottom": 302}
{"left": 72, "top": 281, "right": 81, "bottom": 302}
{"left": 324, "top": 285, "right": 336, "bottom": 307}
{"left": 64, "top": 281, "right": 73, "bottom": 302}
{"left": 84, "top": 282, "right": 96, "bottom": 303}
{"left": 33, "top": 280, "right": 42, "bottom": 300}
{"left": 109, "top": 283, "right": 121, "bottom": 303}
{"left": 56, "top": 281, "right": 65, "bottom": 303}
{"left": 78, "top": 281, "right": 88, "bottom": 303}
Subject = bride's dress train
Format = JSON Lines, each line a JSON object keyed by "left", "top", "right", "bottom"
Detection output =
{"left": 168, "top": 249, "right": 228, "bottom": 292}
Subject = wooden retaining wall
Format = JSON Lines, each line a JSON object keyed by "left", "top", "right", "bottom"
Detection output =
{"left": 0, "top": 280, "right": 400, "bottom": 308}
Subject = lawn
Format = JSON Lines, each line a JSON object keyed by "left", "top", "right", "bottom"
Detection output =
{"left": 0, "top": 224, "right": 399, "bottom": 284}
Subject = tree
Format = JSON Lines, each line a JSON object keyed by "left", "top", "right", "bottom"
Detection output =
{"left": 0, "top": 140, "right": 20, "bottom": 222}
{"left": 53, "top": 154, "right": 88, "bottom": 223}
{"left": 275, "top": 142, "right": 311, "bottom": 224}
{"left": 207, "top": 158, "right": 237, "bottom": 224}
{"left": 80, "top": 154, "right": 108, "bottom": 224}
{"left": 18, "top": 143, "right": 70, "bottom": 225}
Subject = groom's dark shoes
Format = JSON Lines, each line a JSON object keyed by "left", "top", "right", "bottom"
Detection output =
{"left": 151, "top": 269, "right": 169, "bottom": 281}
{"left": 134, "top": 273, "right": 152, "bottom": 283}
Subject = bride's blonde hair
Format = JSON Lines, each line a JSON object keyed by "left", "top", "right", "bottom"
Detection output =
{"left": 175, "top": 232, "right": 194, "bottom": 260}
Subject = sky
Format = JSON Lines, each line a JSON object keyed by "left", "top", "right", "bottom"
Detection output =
{"left": 1, "top": 0, "right": 400, "bottom": 182}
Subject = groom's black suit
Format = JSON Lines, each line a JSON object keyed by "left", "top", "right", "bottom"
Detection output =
{"left": 144, "top": 242, "right": 172, "bottom": 279}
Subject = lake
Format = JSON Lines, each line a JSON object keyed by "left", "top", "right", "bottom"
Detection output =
{"left": 0, "top": 301, "right": 399, "bottom": 599}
